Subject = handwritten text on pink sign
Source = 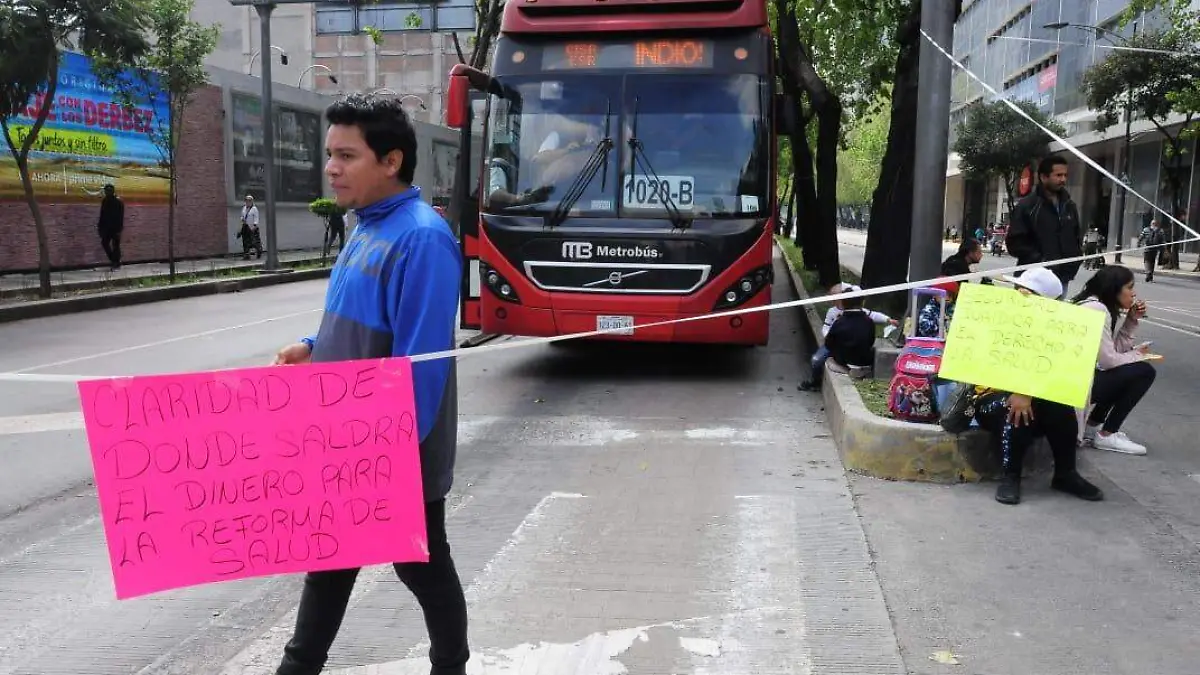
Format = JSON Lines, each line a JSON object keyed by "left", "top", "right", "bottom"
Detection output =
{"left": 77, "top": 358, "right": 427, "bottom": 599}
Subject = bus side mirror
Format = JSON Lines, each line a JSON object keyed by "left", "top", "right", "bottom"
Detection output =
{"left": 446, "top": 73, "right": 469, "bottom": 129}
{"left": 775, "top": 92, "right": 796, "bottom": 136}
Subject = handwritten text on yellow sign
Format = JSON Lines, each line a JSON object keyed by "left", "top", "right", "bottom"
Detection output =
{"left": 938, "top": 282, "right": 1105, "bottom": 408}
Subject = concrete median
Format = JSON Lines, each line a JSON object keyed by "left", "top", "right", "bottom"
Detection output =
{"left": 777, "top": 241, "right": 1048, "bottom": 483}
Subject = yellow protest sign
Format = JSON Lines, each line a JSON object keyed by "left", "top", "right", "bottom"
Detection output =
{"left": 938, "top": 282, "right": 1106, "bottom": 408}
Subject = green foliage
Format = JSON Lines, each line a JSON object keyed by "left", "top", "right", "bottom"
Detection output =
{"left": 404, "top": 12, "right": 423, "bottom": 29}
{"left": 951, "top": 100, "right": 1064, "bottom": 208}
{"left": 362, "top": 25, "right": 384, "bottom": 45}
{"left": 837, "top": 98, "right": 890, "bottom": 205}
{"left": 1081, "top": 26, "right": 1200, "bottom": 140}
{"left": 309, "top": 198, "right": 347, "bottom": 220}
{"left": 789, "top": 0, "right": 909, "bottom": 126}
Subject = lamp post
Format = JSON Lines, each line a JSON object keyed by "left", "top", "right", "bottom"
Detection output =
{"left": 1046, "top": 17, "right": 1140, "bottom": 263}
{"left": 298, "top": 64, "right": 339, "bottom": 89}
{"left": 372, "top": 90, "right": 428, "bottom": 111}
{"left": 247, "top": 44, "right": 289, "bottom": 75}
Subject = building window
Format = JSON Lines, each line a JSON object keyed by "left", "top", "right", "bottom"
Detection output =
{"left": 316, "top": 0, "right": 476, "bottom": 34}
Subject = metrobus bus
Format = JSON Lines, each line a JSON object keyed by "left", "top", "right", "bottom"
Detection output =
{"left": 445, "top": 0, "right": 789, "bottom": 345}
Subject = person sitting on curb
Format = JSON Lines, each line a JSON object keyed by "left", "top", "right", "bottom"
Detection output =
{"left": 800, "top": 283, "right": 896, "bottom": 391}
{"left": 818, "top": 291, "right": 878, "bottom": 383}
{"left": 915, "top": 279, "right": 959, "bottom": 338}
{"left": 970, "top": 267, "right": 1104, "bottom": 506}
{"left": 1070, "top": 265, "right": 1159, "bottom": 455}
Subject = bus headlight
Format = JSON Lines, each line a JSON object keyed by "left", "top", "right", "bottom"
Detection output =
{"left": 713, "top": 265, "right": 772, "bottom": 310}
{"left": 481, "top": 263, "right": 521, "bottom": 304}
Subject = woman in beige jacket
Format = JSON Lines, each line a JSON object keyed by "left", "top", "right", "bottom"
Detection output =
{"left": 1072, "top": 266, "right": 1160, "bottom": 455}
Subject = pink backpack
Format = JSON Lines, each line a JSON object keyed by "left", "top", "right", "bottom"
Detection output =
{"left": 887, "top": 289, "right": 948, "bottom": 423}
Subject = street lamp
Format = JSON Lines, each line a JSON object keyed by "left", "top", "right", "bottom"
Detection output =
{"left": 298, "top": 64, "right": 339, "bottom": 89}
{"left": 372, "top": 90, "right": 429, "bottom": 111}
{"left": 1046, "top": 18, "right": 1139, "bottom": 262}
{"left": 247, "top": 45, "right": 289, "bottom": 75}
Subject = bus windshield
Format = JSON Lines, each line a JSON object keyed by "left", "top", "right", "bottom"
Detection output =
{"left": 484, "top": 73, "right": 769, "bottom": 222}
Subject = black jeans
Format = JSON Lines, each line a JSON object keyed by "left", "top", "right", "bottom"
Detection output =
{"left": 974, "top": 393, "right": 1078, "bottom": 477}
{"left": 276, "top": 498, "right": 469, "bottom": 675}
{"left": 1144, "top": 253, "right": 1157, "bottom": 280}
{"left": 1088, "top": 362, "right": 1156, "bottom": 433}
{"left": 100, "top": 231, "right": 121, "bottom": 266}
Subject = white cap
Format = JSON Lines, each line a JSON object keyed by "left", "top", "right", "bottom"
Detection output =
{"left": 1002, "top": 267, "right": 1062, "bottom": 299}
{"left": 836, "top": 282, "right": 862, "bottom": 294}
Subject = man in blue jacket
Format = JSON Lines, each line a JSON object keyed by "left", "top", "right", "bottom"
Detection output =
{"left": 272, "top": 93, "right": 467, "bottom": 675}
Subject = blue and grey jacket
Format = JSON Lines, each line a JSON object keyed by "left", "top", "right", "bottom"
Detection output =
{"left": 302, "top": 186, "right": 462, "bottom": 501}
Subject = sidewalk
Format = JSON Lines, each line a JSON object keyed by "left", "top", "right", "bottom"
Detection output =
{"left": 0, "top": 248, "right": 331, "bottom": 298}
{"left": 837, "top": 227, "right": 1200, "bottom": 280}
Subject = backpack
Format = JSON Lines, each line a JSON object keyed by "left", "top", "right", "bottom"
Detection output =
{"left": 887, "top": 288, "right": 948, "bottom": 423}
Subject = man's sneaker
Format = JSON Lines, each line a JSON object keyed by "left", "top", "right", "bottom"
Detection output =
{"left": 1080, "top": 422, "right": 1100, "bottom": 448}
{"left": 1051, "top": 472, "right": 1104, "bottom": 501}
{"left": 1093, "top": 431, "right": 1147, "bottom": 455}
{"left": 995, "top": 475, "right": 1021, "bottom": 505}
{"left": 798, "top": 379, "right": 820, "bottom": 391}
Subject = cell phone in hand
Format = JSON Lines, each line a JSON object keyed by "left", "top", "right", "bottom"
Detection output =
{"left": 1134, "top": 340, "right": 1153, "bottom": 351}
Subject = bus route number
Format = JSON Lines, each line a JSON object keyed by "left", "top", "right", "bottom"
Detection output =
{"left": 623, "top": 175, "right": 695, "bottom": 209}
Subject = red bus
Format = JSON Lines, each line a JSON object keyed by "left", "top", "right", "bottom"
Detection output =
{"left": 445, "top": 0, "right": 789, "bottom": 345}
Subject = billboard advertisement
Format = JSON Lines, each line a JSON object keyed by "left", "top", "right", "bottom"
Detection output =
{"left": 231, "top": 92, "right": 323, "bottom": 204}
{"left": 0, "top": 51, "right": 170, "bottom": 203}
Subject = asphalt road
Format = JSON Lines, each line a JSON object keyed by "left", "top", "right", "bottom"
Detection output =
{"left": 2, "top": 243, "right": 1199, "bottom": 674}
{"left": 0, "top": 252, "right": 906, "bottom": 674}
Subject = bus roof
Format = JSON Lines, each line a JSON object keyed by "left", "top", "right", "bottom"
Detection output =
{"left": 500, "top": 0, "right": 768, "bottom": 35}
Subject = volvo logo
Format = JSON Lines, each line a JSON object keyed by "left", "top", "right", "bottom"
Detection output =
{"left": 562, "top": 241, "right": 593, "bottom": 259}
{"left": 608, "top": 271, "right": 624, "bottom": 286}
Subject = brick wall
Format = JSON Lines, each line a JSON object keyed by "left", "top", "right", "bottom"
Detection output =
{"left": 0, "top": 85, "right": 227, "bottom": 272}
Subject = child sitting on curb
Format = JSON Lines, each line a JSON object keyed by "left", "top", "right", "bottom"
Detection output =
{"left": 800, "top": 283, "right": 896, "bottom": 391}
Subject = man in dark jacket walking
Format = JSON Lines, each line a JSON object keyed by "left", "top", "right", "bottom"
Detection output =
{"left": 98, "top": 184, "right": 124, "bottom": 269}
{"left": 1005, "top": 155, "right": 1082, "bottom": 296}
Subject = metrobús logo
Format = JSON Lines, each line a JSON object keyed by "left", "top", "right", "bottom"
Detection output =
{"left": 561, "top": 241, "right": 662, "bottom": 260}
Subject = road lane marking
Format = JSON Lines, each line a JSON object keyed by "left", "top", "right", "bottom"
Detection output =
{"left": 7, "top": 308, "right": 321, "bottom": 375}
{"left": 1143, "top": 317, "right": 1200, "bottom": 338}
{"left": 0, "top": 412, "right": 84, "bottom": 436}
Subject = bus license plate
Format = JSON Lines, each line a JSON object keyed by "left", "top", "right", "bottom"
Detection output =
{"left": 623, "top": 175, "right": 695, "bottom": 209}
{"left": 597, "top": 315, "right": 635, "bottom": 335}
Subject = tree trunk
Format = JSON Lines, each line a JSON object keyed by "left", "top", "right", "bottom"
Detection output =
{"left": 812, "top": 98, "right": 843, "bottom": 287}
{"left": 5, "top": 56, "right": 60, "bottom": 299}
{"left": 791, "top": 121, "right": 820, "bottom": 269}
{"left": 786, "top": 188, "right": 797, "bottom": 239}
{"left": 17, "top": 155, "right": 53, "bottom": 298}
{"left": 861, "top": 0, "right": 922, "bottom": 317}
{"left": 774, "top": 0, "right": 842, "bottom": 288}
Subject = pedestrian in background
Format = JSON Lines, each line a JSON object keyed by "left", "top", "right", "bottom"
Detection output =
{"left": 238, "top": 194, "right": 263, "bottom": 259}
{"left": 97, "top": 183, "right": 124, "bottom": 270}
{"left": 1006, "top": 155, "right": 1083, "bottom": 296}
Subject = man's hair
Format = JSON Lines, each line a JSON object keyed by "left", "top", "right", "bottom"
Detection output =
{"left": 958, "top": 238, "right": 981, "bottom": 256}
{"left": 326, "top": 92, "right": 418, "bottom": 184}
{"left": 841, "top": 294, "right": 864, "bottom": 310}
{"left": 1037, "top": 154, "right": 1068, "bottom": 177}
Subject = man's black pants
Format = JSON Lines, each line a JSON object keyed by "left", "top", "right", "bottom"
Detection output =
{"left": 1145, "top": 252, "right": 1157, "bottom": 280}
{"left": 275, "top": 498, "right": 469, "bottom": 675}
{"left": 100, "top": 231, "right": 121, "bottom": 266}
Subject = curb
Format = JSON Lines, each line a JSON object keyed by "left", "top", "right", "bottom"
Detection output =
{"left": 0, "top": 266, "right": 333, "bottom": 324}
{"left": 0, "top": 254, "right": 332, "bottom": 302}
{"left": 777, "top": 242, "right": 1047, "bottom": 483}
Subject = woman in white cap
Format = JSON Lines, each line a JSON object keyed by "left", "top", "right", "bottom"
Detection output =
{"left": 971, "top": 267, "right": 1104, "bottom": 506}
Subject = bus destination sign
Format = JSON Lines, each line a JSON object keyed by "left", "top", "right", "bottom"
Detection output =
{"left": 543, "top": 39, "right": 714, "bottom": 71}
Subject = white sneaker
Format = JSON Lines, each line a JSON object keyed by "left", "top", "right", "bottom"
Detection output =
{"left": 1093, "top": 431, "right": 1148, "bottom": 455}
{"left": 1080, "top": 423, "right": 1100, "bottom": 448}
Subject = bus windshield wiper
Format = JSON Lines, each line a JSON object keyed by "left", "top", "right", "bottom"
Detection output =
{"left": 626, "top": 97, "right": 690, "bottom": 231}
{"left": 546, "top": 100, "right": 614, "bottom": 229}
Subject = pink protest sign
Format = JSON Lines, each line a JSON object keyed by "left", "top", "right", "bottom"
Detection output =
{"left": 76, "top": 358, "right": 427, "bottom": 600}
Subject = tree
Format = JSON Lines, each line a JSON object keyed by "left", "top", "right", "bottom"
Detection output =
{"left": 449, "top": 0, "right": 505, "bottom": 69}
{"left": 952, "top": 99, "right": 1064, "bottom": 212}
{"left": 858, "top": 0, "right": 922, "bottom": 315}
{"left": 0, "top": 1, "right": 150, "bottom": 298}
{"left": 837, "top": 97, "right": 890, "bottom": 206}
{"left": 1081, "top": 5, "right": 1200, "bottom": 268}
{"left": 309, "top": 197, "right": 347, "bottom": 260}
{"left": 773, "top": 0, "right": 910, "bottom": 289}
{"left": 126, "top": 0, "right": 218, "bottom": 283}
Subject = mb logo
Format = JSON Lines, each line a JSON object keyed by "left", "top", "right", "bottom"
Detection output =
{"left": 561, "top": 241, "right": 593, "bottom": 259}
